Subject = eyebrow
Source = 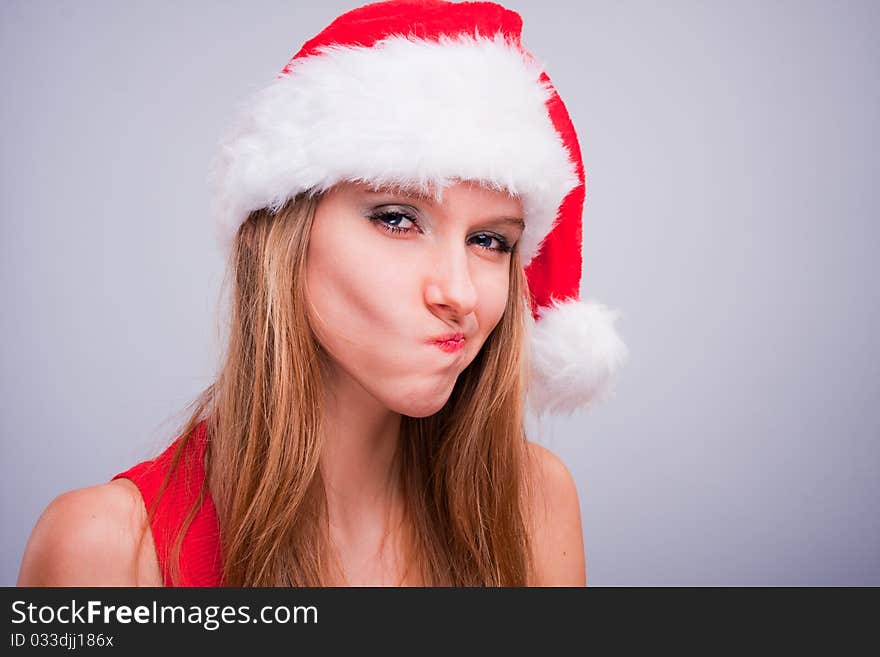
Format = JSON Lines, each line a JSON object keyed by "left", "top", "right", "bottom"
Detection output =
{"left": 362, "top": 187, "right": 439, "bottom": 204}
{"left": 362, "top": 190, "right": 525, "bottom": 231}
{"left": 486, "top": 216, "right": 526, "bottom": 230}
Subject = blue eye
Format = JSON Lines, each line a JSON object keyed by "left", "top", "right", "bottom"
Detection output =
{"left": 368, "top": 209, "right": 416, "bottom": 234}
{"left": 367, "top": 208, "right": 513, "bottom": 254}
{"left": 470, "top": 233, "right": 512, "bottom": 254}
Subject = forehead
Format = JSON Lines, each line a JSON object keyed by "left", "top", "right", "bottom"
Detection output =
{"left": 343, "top": 180, "right": 523, "bottom": 216}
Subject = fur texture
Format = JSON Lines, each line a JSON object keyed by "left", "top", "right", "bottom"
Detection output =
{"left": 526, "top": 298, "right": 629, "bottom": 414}
{"left": 209, "top": 33, "right": 579, "bottom": 265}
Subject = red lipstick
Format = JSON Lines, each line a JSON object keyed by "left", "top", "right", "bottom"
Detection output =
{"left": 429, "top": 332, "right": 466, "bottom": 353}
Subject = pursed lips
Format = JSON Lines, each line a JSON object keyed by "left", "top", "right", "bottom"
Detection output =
{"left": 428, "top": 332, "right": 466, "bottom": 353}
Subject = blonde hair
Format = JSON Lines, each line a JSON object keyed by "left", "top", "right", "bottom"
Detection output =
{"left": 147, "top": 191, "right": 536, "bottom": 586}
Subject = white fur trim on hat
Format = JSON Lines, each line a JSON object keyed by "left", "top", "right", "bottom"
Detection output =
{"left": 526, "top": 298, "right": 629, "bottom": 414}
{"left": 209, "top": 33, "right": 579, "bottom": 265}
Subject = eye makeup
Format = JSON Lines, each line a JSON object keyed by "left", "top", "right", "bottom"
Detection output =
{"left": 366, "top": 205, "right": 514, "bottom": 254}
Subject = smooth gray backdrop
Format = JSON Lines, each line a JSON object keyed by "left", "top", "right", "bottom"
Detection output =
{"left": 2, "top": 0, "right": 878, "bottom": 586}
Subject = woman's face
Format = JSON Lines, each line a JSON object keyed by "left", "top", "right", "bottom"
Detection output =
{"left": 305, "top": 180, "right": 524, "bottom": 418}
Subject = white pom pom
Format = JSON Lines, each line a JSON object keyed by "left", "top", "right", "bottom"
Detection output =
{"left": 526, "top": 298, "right": 629, "bottom": 415}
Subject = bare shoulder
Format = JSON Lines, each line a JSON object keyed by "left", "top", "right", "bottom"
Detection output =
{"left": 17, "top": 479, "right": 161, "bottom": 586}
{"left": 524, "top": 441, "right": 586, "bottom": 587}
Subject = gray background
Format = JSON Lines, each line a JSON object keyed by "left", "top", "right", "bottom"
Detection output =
{"left": 2, "top": 0, "right": 877, "bottom": 586}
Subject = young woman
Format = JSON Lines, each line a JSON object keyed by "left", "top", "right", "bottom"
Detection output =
{"left": 17, "top": 0, "right": 627, "bottom": 587}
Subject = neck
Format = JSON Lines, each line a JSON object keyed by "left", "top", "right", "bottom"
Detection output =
{"left": 319, "top": 364, "right": 403, "bottom": 537}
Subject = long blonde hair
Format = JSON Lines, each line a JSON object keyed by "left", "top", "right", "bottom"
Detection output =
{"left": 148, "top": 190, "right": 536, "bottom": 586}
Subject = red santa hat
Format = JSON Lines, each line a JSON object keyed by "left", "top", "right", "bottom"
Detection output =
{"left": 209, "top": 0, "right": 628, "bottom": 414}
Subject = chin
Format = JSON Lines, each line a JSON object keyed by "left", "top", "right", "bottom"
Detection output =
{"left": 389, "top": 380, "right": 457, "bottom": 418}
{"left": 395, "top": 397, "right": 449, "bottom": 419}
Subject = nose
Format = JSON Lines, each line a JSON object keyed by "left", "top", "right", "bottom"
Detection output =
{"left": 424, "top": 245, "right": 478, "bottom": 322}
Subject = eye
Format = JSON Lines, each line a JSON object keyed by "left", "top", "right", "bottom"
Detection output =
{"left": 367, "top": 206, "right": 514, "bottom": 255}
{"left": 469, "top": 232, "right": 513, "bottom": 254}
{"left": 367, "top": 207, "right": 419, "bottom": 235}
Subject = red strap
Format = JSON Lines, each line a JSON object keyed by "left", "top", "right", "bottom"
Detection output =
{"left": 112, "top": 420, "right": 223, "bottom": 586}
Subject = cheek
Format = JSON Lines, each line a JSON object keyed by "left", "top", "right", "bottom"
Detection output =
{"left": 473, "top": 268, "right": 511, "bottom": 338}
{"left": 305, "top": 220, "right": 415, "bottom": 354}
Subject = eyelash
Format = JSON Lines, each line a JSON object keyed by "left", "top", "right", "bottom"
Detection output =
{"left": 367, "top": 209, "right": 513, "bottom": 254}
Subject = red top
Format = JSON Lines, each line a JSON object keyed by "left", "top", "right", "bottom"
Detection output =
{"left": 112, "top": 420, "right": 223, "bottom": 586}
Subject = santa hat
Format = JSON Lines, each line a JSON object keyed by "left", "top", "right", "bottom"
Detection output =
{"left": 209, "top": 0, "right": 628, "bottom": 414}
